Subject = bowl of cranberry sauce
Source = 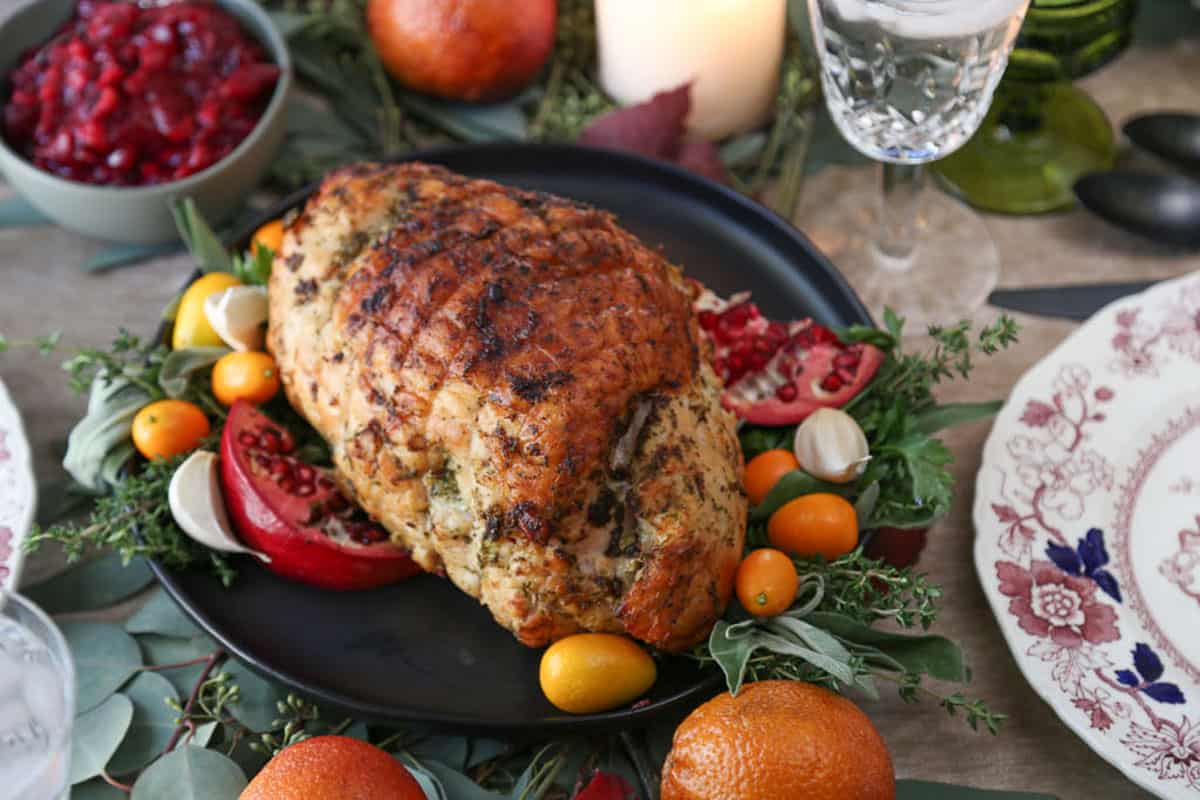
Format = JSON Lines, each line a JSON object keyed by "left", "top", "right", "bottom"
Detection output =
{"left": 0, "top": 0, "right": 290, "bottom": 243}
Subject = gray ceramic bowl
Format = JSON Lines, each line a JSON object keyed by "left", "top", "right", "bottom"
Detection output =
{"left": 0, "top": 0, "right": 291, "bottom": 243}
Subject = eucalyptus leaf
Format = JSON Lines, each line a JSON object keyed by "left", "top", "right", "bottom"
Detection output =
{"left": 158, "top": 347, "right": 228, "bottom": 398}
{"left": 896, "top": 780, "right": 1057, "bottom": 799}
{"left": 751, "top": 469, "right": 853, "bottom": 521}
{"left": 136, "top": 634, "right": 217, "bottom": 698}
{"left": 221, "top": 660, "right": 288, "bottom": 731}
{"left": 108, "top": 672, "right": 180, "bottom": 775}
{"left": 911, "top": 401, "right": 1003, "bottom": 436}
{"left": 62, "top": 622, "right": 143, "bottom": 713}
{"left": 399, "top": 757, "right": 449, "bottom": 800}
{"left": 126, "top": 588, "right": 203, "bottom": 639}
{"left": 24, "top": 552, "right": 154, "bottom": 614}
{"left": 131, "top": 746, "right": 247, "bottom": 800}
{"left": 468, "top": 738, "right": 510, "bottom": 768}
{"left": 189, "top": 721, "right": 218, "bottom": 748}
{"left": 69, "top": 693, "right": 134, "bottom": 784}
{"left": 720, "top": 131, "right": 769, "bottom": 168}
{"left": 0, "top": 194, "right": 51, "bottom": 226}
{"left": 171, "top": 198, "right": 234, "bottom": 275}
{"left": 83, "top": 242, "right": 180, "bottom": 273}
{"left": 340, "top": 720, "right": 369, "bottom": 742}
{"left": 72, "top": 778, "right": 128, "bottom": 799}
{"left": 424, "top": 759, "right": 506, "bottom": 799}
{"left": 398, "top": 93, "right": 527, "bottom": 142}
{"left": 806, "top": 611, "right": 968, "bottom": 682}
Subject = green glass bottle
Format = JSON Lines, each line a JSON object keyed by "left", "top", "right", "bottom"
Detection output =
{"left": 933, "top": 0, "right": 1138, "bottom": 214}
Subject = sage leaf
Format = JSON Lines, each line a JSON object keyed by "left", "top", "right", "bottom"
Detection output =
{"left": 63, "top": 378, "right": 151, "bottom": 493}
{"left": 708, "top": 620, "right": 758, "bottom": 695}
{"left": 896, "top": 781, "right": 1058, "bottom": 799}
{"left": 126, "top": 588, "right": 203, "bottom": 639}
{"left": 136, "top": 635, "right": 217, "bottom": 699}
{"left": 97, "top": 441, "right": 137, "bottom": 490}
{"left": 108, "top": 672, "right": 180, "bottom": 775}
{"left": 806, "top": 611, "right": 968, "bottom": 682}
{"left": 69, "top": 693, "right": 133, "bottom": 785}
{"left": 755, "top": 630, "right": 858, "bottom": 687}
{"left": 62, "top": 622, "right": 142, "bottom": 713}
{"left": 221, "top": 660, "right": 288, "bottom": 731}
{"left": 854, "top": 481, "right": 881, "bottom": 528}
{"left": 158, "top": 347, "right": 229, "bottom": 398}
{"left": 131, "top": 746, "right": 247, "bottom": 800}
{"left": 72, "top": 779, "right": 128, "bottom": 799}
{"left": 751, "top": 470, "right": 853, "bottom": 521}
{"left": 171, "top": 198, "right": 234, "bottom": 275}
{"left": 911, "top": 401, "right": 1003, "bottom": 436}
{"left": 24, "top": 552, "right": 154, "bottom": 614}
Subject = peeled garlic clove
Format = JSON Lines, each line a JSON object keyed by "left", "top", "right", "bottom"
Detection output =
{"left": 168, "top": 450, "right": 270, "bottom": 561}
{"left": 793, "top": 407, "right": 870, "bottom": 484}
{"left": 203, "top": 286, "right": 268, "bottom": 352}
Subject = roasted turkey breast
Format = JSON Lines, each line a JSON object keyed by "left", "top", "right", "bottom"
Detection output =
{"left": 267, "top": 162, "right": 746, "bottom": 651}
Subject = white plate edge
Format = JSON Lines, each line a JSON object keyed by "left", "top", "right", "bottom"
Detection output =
{"left": 972, "top": 272, "right": 1200, "bottom": 800}
{"left": 0, "top": 377, "right": 37, "bottom": 591}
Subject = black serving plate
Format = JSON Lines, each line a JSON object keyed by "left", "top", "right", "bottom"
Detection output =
{"left": 150, "top": 143, "right": 871, "bottom": 734}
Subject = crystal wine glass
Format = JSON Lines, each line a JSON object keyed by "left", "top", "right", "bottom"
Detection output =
{"left": 803, "top": 0, "right": 1031, "bottom": 328}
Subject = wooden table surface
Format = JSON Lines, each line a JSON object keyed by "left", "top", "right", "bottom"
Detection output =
{"left": 1, "top": 3, "right": 1198, "bottom": 796}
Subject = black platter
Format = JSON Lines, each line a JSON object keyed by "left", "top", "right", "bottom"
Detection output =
{"left": 150, "top": 143, "right": 871, "bottom": 734}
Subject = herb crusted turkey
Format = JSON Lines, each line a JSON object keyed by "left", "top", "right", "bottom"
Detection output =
{"left": 267, "top": 162, "right": 746, "bottom": 651}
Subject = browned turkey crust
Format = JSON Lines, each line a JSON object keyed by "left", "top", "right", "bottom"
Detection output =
{"left": 267, "top": 162, "right": 746, "bottom": 652}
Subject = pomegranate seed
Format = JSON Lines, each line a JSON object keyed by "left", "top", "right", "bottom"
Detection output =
{"left": 268, "top": 460, "right": 289, "bottom": 479}
{"left": 833, "top": 352, "right": 860, "bottom": 369}
{"left": 92, "top": 87, "right": 120, "bottom": 119}
{"left": 238, "top": 432, "right": 257, "bottom": 447}
{"left": 295, "top": 483, "right": 315, "bottom": 497}
{"left": 259, "top": 429, "right": 281, "bottom": 453}
{"left": 295, "top": 465, "right": 314, "bottom": 482}
{"left": 278, "top": 477, "right": 296, "bottom": 493}
{"left": 775, "top": 384, "right": 798, "bottom": 402}
{"left": 820, "top": 373, "right": 845, "bottom": 392}
{"left": 325, "top": 493, "right": 348, "bottom": 511}
{"left": 748, "top": 352, "right": 768, "bottom": 370}
{"left": 278, "top": 434, "right": 295, "bottom": 455}
{"left": 698, "top": 310, "right": 718, "bottom": 330}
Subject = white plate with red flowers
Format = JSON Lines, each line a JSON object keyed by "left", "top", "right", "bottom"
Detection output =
{"left": 0, "top": 377, "right": 35, "bottom": 591}
{"left": 975, "top": 272, "right": 1200, "bottom": 799}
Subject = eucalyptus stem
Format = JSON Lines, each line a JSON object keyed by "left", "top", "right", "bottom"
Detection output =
{"left": 164, "top": 650, "right": 227, "bottom": 754}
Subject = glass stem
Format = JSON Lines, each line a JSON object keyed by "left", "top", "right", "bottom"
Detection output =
{"left": 875, "top": 162, "right": 925, "bottom": 271}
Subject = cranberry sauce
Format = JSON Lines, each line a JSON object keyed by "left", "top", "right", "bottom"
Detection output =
{"left": 2, "top": 1, "right": 280, "bottom": 186}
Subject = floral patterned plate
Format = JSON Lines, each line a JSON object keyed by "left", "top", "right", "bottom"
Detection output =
{"left": 975, "top": 272, "right": 1200, "bottom": 799}
{"left": 0, "top": 377, "right": 35, "bottom": 590}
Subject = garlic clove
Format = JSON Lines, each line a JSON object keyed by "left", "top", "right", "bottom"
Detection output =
{"left": 203, "top": 286, "right": 268, "bottom": 352}
{"left": 792, "top": 407, "right": 870, "bottom": 484}
{"left": 168, "top": 450, "right": 270, "bottom": 561}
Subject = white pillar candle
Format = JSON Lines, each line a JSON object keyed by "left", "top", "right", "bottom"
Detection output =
{"left": 596, "top": 0, "right": 788, "bottom": 141}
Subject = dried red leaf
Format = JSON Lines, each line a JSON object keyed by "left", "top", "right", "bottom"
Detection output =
{"left": 864, "top": 526, "right": 928, "bottom": 569}
{"left": 578, "top": 84, "right": 691, "bottom": 158}
{"left": 578, "top": 84, "right": 732, "bottom": 186}
{"left": 675, "top": 139, "right": 731, "bottom": 184}
{"left": 574, "top": 770, "right": 638, "bottom": 800}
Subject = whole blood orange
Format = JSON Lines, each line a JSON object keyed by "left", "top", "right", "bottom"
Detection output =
{"left": 660, "top": 681, "right": 895, "bottom": 800}
{"left": 239, "top": 736, "right": 425, "bottom": 800}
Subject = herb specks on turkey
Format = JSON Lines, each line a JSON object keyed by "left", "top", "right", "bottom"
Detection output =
{"left": 268, "top": 162, "right": 746, "bottom": 651}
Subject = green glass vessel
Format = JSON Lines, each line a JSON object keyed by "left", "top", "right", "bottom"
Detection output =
{"left": 934, "top": 0, "right": 1139, "bottom": 214}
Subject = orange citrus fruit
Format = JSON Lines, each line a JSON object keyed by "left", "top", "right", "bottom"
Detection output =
{"left": 539, "top": 633, "right": 657, "bottom": 714}
{"left": 251, "top": 218, "right": 284, "bottom": 255}
{"left": 240, "top": 735, "right": 424, "bottom": 800}
{"left": 743, "top": 449, "right": 798, "bottom": 506}
{"left": 660, "top": 681, "right": 895, "bottom": 800}
{"left": 767, "top": 493, "right": 858, "bottom": 560}
{"left": 735, "top": 548, "right": 798, "bottom": 617}
{"left": 131, "top": 400, "right": 210, "bottom": 461}
{"left": 212, "top": 351, "right": 281, "bottom": 406}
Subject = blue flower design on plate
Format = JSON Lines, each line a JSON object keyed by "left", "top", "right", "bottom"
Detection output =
{"left": 1116, "top": 643, "right": 1187, "bottom": 704}
{"left": 1046, "top": 527, "right": 1122, "bottom": 603}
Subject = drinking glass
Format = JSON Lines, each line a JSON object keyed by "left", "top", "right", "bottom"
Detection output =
{"left": 933, "top": 0, "right": 1138, "bottom": 214}
{"left": 803, "top": 0, "right": 1031, "bottom": 328}
{"left": 0, "top": 591, "right": 74, "bottom": 800}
